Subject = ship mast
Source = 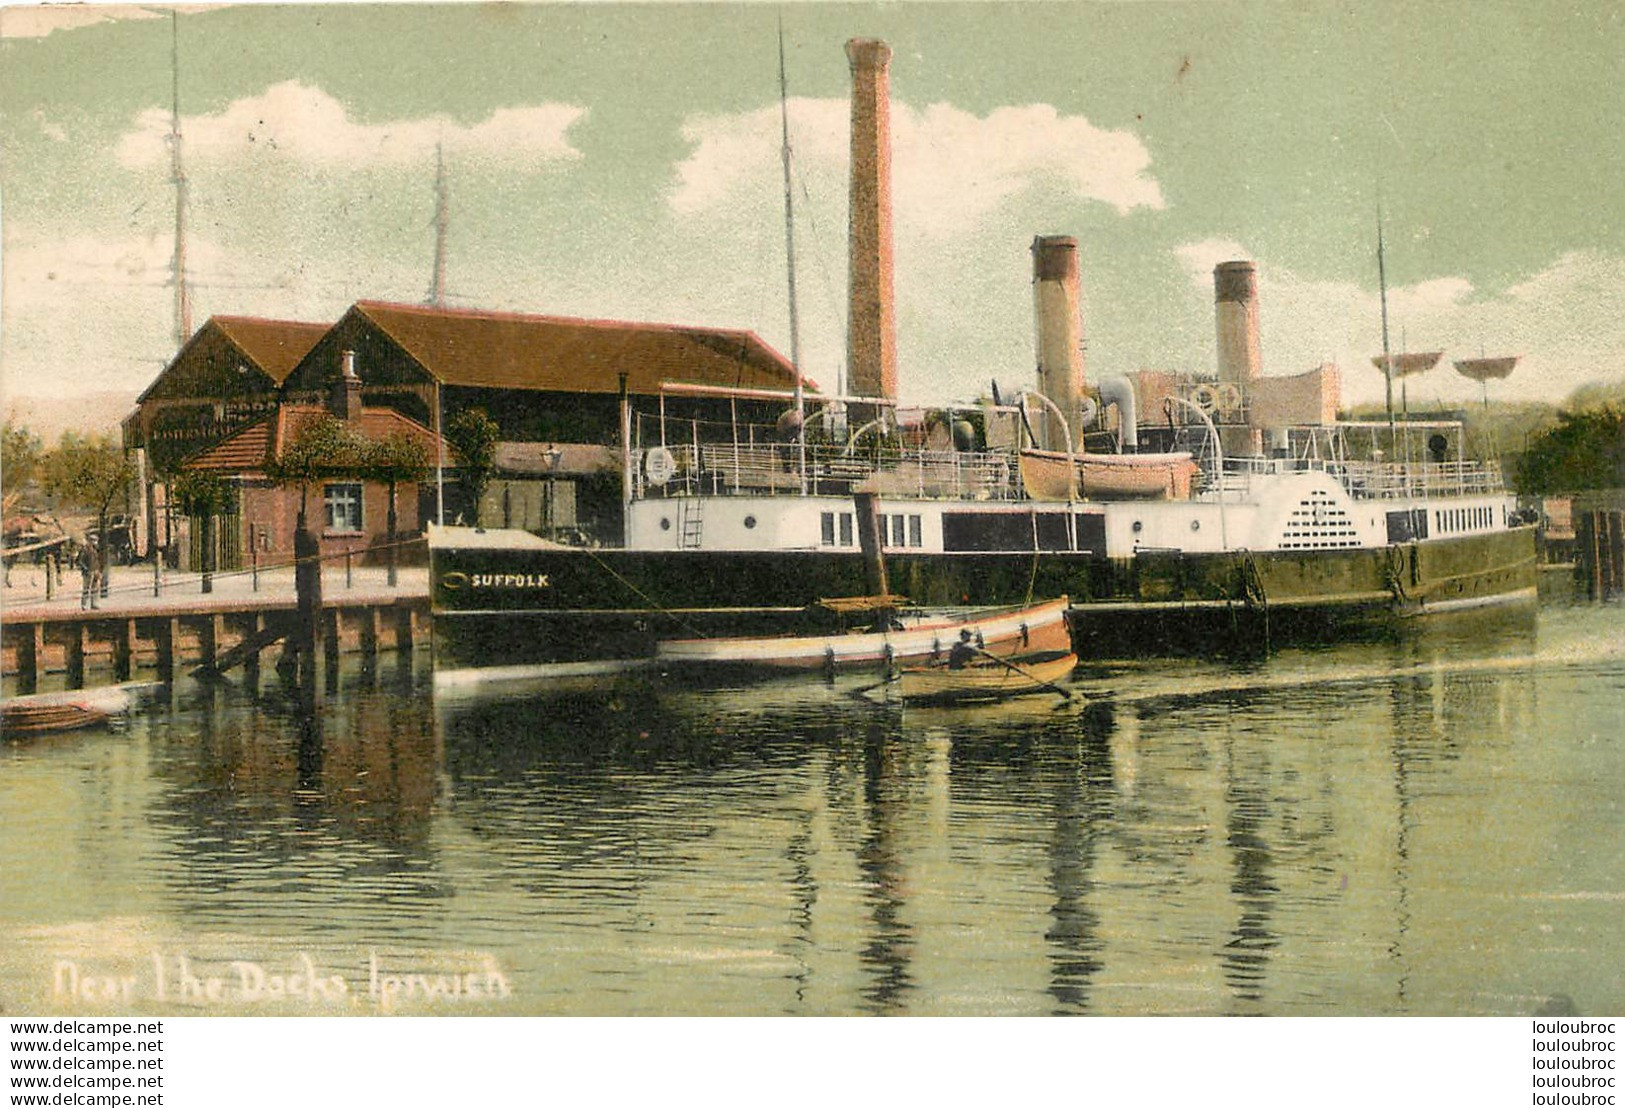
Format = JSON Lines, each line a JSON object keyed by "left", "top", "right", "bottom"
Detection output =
{"left": 1377, "top": 213, "right": 1395, "bottom": 439}
{"left": 169, "top": 10, "right": 192, "bottom": 348}
{"left": 428, "top": 140, "right": 449, "bottom": 308}
{"left": 778, "top": 19, "right": 807, "bottom": 492}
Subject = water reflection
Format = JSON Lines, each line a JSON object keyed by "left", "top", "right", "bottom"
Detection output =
{"left": 1, "top": 602, "right": 1619, "bottom": 1015}
{"left": 855, "top": 716, "right": 912, "bottom": 1013}
{"left": 1040, "top": 705, "right": 1114, "bottom": 1014}
{"left": 145, "top": 674, "right": 444, "bottom": 929}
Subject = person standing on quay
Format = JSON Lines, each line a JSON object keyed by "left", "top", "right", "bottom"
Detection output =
{"left": 77, "top": 540, "right": 99, "bottom": 610}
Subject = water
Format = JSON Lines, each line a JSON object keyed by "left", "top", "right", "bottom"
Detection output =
{"left": 3, "top": 601, "right": 1621, "bottom": 1016}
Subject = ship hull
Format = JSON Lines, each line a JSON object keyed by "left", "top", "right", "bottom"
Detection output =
{"left": 430, "top": 525, "right": 1538, "bottom": 668}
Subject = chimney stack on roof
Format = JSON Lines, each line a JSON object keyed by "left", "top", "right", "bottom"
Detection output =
{"left": 845, "top": 37, "right": 898, "bottom": 426}
{"left": 1032, "top": 235, "right": 1086, "bottom": 452}
{"left": 333, "top": 348, "right": 364, "bottom": 421}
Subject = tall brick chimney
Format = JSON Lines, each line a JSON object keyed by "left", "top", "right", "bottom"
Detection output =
{"left": 846, "top": 37, "right": 898, "bottom": 427}
{"left": 1032, "top": 235, "right": 1086, "bottom": 452}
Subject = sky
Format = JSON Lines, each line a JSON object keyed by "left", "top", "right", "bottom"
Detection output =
{"left": 3, "top": 0, "right": 1623, "bottom": 424}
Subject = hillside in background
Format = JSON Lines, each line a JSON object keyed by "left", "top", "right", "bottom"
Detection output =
{"left": 2, "top": 391, "right": 138, "bottom": 442}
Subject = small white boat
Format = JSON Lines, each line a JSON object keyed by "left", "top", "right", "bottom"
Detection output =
{"left": 656, "top": 596, "right": 1071, "bottom": 673}
{"left": 1, "top": 682, "right": 159, "bottom": 737}
{"left": 893, "top": 649, "right": 1079, "bottom": 704}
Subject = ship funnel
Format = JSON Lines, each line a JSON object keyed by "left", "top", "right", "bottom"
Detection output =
{"left": 846, "top": 37, "right": 898, "bottom": 428}
{"left": 1214, "top": 261, "right": 1262, "bottom": 385}
{"left": 1214, "top": 260, "right": 1263, "bottom": 456}
{"left": 1032, "top": 235, "right": 1086, "bottom": 452}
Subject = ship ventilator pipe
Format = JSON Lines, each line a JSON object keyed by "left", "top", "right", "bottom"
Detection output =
{"left": 1098, "top": 376, "right": 1138, "bottom": 451}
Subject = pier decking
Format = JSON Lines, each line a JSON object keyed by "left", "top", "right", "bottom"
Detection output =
{"left": 1, "top": 563, "right": 429, "bottom": 695}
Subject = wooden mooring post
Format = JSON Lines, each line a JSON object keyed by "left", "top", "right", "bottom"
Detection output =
{"left": 294, "top": 520, "right": 323, "bottom": 699}
{"left": 1577, "top": 507, "right": 1625, "bottom": 601}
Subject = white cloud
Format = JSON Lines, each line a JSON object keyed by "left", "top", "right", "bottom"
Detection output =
{"left": 1176, "top": 239, "right": 1252, "bottom": 278}
{"left": 115, "top": 81, "right": 587, "bottom": 170}
{"left": 672, "top": 96, "right": 1164, "bottom": 232}
{"left": 898, "top": 102, "right": 1165, "bottom": 225}
{"left": 0, "top": 4, "right": 163, "bottom": 41}
{"left": 673, "top": 97, "right": 846, "bottom": 217}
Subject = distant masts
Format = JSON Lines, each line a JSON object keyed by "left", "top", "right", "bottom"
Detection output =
{"left": 169, "top": 11, "right": 192, "bottom": 348}
{"left": 428, "top": 141, "right": 450, "bottom": 307}
{"left": 778, "top": 19, "right": 807, "bottom": 489}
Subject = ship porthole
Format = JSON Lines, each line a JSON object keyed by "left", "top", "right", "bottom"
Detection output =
{"left": 1132, "top": 520, "right": 1143, "bottom": 534}
{"left": 743, "top": 515, "right": 757, "bottom": 529}
{"left": 660, "top": 517, "right": 671, "bottom": 531}
{"left": 1190, "top": 519, "right": 1201, "bottom": 531}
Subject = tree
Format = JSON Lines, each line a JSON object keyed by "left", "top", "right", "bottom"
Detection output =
{"left": 41, "top": 432, "right": 136, "bottom": 590}
{"left": 362, "top": 433, "right": 431, "bottom": 586}
{"left": 446, "top": 408, "right": 499, "bottom": 526}
{"left": 264, "top": 415, "right": 371, "bottom": 527}
{"left": 2, "top": 421, "right": 44, "bottom": 493}
{"left": 170, "top": 470, "right": 232, "bottom": 593}
{"left": 1514, "top": 405, "right": 1625, "bottom": 495}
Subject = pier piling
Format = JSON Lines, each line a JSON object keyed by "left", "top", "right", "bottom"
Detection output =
{"left": 65, "top": 625, "right": 86, "bottom": 690}
{"left": 113, "top": 620, "right": 134, "bottom": 682}
{"left": 17, "top": 625, "right": 43, "bottom": 695}
{"left": 154, "top": 618, "right": 176, "bottom": 684}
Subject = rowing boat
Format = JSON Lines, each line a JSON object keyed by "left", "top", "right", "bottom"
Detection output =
{"left": 893, "top": 648, "right": 1078, "bottom": 704}
{"left": 656, "top": 596, "right": 1070, "bottom": 673}
{"left": 1, "top": 682, "right": 159, "bottom": 737}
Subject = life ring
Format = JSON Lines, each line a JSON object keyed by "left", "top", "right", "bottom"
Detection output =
{"left": 644, "top": 446, "right": 677, "bottom": 485}
{"left": 1190, "top": 384, "right": 1218, "bottom": 413}
{"left": 1215, "top": 382, "right": 1244, "bottom": 417}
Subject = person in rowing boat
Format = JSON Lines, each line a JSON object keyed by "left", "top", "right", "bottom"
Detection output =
{"left": 948, "top": 629, "right": 977, "bottom": 670}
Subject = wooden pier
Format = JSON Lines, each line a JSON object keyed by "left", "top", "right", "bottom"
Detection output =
{"left": 2, "top": 594, "right": 428, "bottom": 695}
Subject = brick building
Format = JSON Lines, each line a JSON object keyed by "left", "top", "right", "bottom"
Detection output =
{"left": 126, "top": 301, "right": 807, "bottom": 567}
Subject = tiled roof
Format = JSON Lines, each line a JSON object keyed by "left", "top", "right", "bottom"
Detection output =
{"left": 212, "top": 317, "right": 331, "bottom": 383}
{"left": 182, "top": 405, "right": 447, "bottom": 474}
{"left": 182, "top": 420, "right": 275, "bottom": 472}
{"left": 138, "top": 316, "right": 333, "bottom": 406}
{"left": 352, "top": 300, "right": 812, "bottom": 395}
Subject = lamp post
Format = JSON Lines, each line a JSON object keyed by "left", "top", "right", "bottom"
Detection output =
{"left": 544, "top": 444, "right": 563, "bottom": 538}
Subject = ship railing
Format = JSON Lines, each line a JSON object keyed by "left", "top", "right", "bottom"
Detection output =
{"left": 637, "top": 441, "right": 1022, "bottom": 501}
{"left": 1215, "top": 454, "right": 1504, "bottom": 500}
{"left": 1336, "top": 459, "right": 1504, "bottom": 499}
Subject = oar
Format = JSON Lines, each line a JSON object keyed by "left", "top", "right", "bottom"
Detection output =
{"left": 972, "top": 646, "right": 1075, "bottom": 701}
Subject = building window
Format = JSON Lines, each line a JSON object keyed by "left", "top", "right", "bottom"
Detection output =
{"left": 821, "top": 512, "right": 836, "bottom": 546}
{"left": 324, "top": 483, "right": 363, "bottom": 533}
{"left": 839, "top": 512, "right": 854, "bottom": 547}
{"left": 891, "top": 514, "right": 907, "bottom": 546}
{"left": 908, "top": 515, "right": 923, "bottom": 548}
